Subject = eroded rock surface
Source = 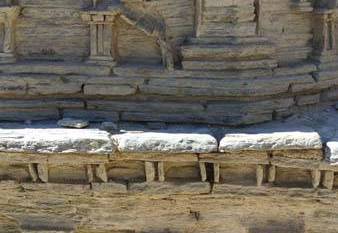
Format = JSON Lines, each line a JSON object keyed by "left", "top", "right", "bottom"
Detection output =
{"left": 0, "top": 127, "right": 113, "bottom": 154}
{"left": 112, "top": 132, "right": 218, "bottom": 153}
{"left": 219, "top": 129, "right": 322, "bottom": 152}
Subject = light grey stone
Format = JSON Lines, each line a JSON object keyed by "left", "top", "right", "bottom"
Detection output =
{"left": 325, "top": 141, "right": 338, "bottom": 164}
{"left": 112, "top": 132, "right": 218, "bottom": 153}
{"left": 0, "top": 128, "right": 114, "bottom": 154}
{"left": 57, "top": 118, "right": 89, "bottom": 129}
{"left": 219, "top": 128, "right": 322, "bottom": 152}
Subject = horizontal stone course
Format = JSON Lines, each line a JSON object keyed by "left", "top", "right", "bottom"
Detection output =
{"left": 112, "top": 132, "right": 218, "bottom": 153}
{"left": 0, "top": 123, "right": 328, "bottom": 159}
{"left": 0, "top": 62, "right": 112, "bottom": 76}
{"left": 0, "top": 127, "right": 114, "bottom": 154}
{"left": 219, "top": 127, "right": 323, "bottom": 159}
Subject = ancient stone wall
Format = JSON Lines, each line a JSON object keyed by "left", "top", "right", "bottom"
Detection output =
{"left": 1, "top": 1, "right": 338, "bottom": 232}
{"left": 0, "top": 0, "right": 336, "bottom": 126}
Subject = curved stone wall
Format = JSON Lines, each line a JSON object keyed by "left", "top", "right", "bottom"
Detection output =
{"left": 0, "top": 0, "right": 337, "bottom": 126}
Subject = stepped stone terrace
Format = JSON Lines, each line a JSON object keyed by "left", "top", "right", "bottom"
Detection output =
{"left": 1, "top": 0, "right": 338, "bottom": 232}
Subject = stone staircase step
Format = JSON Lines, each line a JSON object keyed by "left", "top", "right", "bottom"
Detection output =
{"left": 181, "top": 43, "right": 275, "bottom": 61}
{"left": 182, "top": 59, "right": 277, "bottom": 71}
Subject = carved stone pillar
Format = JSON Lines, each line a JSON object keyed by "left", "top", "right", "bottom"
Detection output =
{"left": 82, "top": 12, "right": 118, "bottom": 66}
{"left": 0, "top": 6, "right": 20, "bottom": 63}
{"left": 312, "top": 9, "right": 336, "bottom": 62}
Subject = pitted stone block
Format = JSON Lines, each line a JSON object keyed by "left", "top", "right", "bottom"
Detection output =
{"left": 0, "top": 127, "right": 114, "bottom": 154}
{"left": 326, "top": 141, "right": 338, "bottom": 164}
{"left": 219, "top": 127, "right": 323, "bottom": 156}
{"left": 112, "top": 132, "right": 218, "bottom": 153}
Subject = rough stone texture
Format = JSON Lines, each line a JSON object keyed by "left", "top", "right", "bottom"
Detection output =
{"left": 112, "top": 132, "right": 218, "bottom": 153}
{"left": 0, "top": 127, "right": 113, "bottom": 154}
{"left": 219, "top": 128, "right": 323, "bottom": 152}
{"left": 326, "top": 141, "right": 338, "bottom": 163}
{"left": 1, "top": 0, "right": 338, "bottom": 232}
{"left": 57, "top": 118, "right": 89, "bottom": 129}
{"left": 0, "top": 0, "right": 331, "bottom": 126}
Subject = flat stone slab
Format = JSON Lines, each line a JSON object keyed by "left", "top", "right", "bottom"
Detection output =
{"left": 219, "top": 127, "right": 322, "bottom": 152}
{"left": 112, "top": 132, "right": 218, "bottom": 153}
{"left": 0, "top": 128, "right": 113, "bottom": 154}
{"left": 57, "top": 118, "right": 89, "bottom": 129}
{"left": 325, "top": 141, "right": 338, "bottom": 164}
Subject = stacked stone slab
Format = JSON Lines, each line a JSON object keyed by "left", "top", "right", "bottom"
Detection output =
{"left": 1, "top": 121, "right": 337, "bottom": 191}
{"left": 0, "top": 0, "right": 336, "bottom": 127}
{"left": 181, "top": 0, "right": 277, "bottom": 71}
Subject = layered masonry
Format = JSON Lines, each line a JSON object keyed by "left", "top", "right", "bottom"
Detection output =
{"left": 0, "top": 0, "right": 335, "bottom": 127}
{"left": 2, "top": 118, "right": 338, "bottom": 193}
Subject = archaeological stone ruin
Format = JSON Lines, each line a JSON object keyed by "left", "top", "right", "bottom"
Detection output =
{"left": 2, "top": 0, "right": 338, "bottom": 232}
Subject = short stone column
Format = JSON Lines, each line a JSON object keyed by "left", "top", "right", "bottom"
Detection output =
{"left": 0, "top": 6, "right": 20, "bottom": 63}
{"left": 82, "top": 12, "right": 118, "bottom": 66}
{"left": 312, "top": 9, "right": 337, "bottom": 62}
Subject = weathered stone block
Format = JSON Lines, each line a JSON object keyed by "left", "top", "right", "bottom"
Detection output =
{"left": 0, "top": 128, "right": 114, "bottom": 154}
{"left": 219, "top": 127, "right": 322, "bottom": 152}
{"left": 0, "top": 76, "right": 26, "bottom": 96}
{"left": 112, "top": 132, "right": 218, "bottom": 153}
{"left": 84, "top": 84, "right": 137, "bottom": 96}
{"left": 326, "top": 141, "right": 338, "bottom": 164}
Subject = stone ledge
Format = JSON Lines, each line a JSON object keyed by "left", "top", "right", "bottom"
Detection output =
{"left": 0, "top": 127, "right": 114, "bottom": 154}
{"left": 219, "top": 127, "right": 323, "bottom": 160}
{"left": 0, "top": 62, "right": 112, "bottom": 76}
{"left": 112, "top": 132, "right": 218, "bottom": 154}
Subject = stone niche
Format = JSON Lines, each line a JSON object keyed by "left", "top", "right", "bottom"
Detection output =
{"left": 81, "top": 0, "right": 174, "bottom": 69}
{"left": 0, "top": 1, "right": 19, "bottom": 63}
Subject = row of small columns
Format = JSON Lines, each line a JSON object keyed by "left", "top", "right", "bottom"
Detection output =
{"left": 26, "top": 162, "right": 337, "bottom": 190}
